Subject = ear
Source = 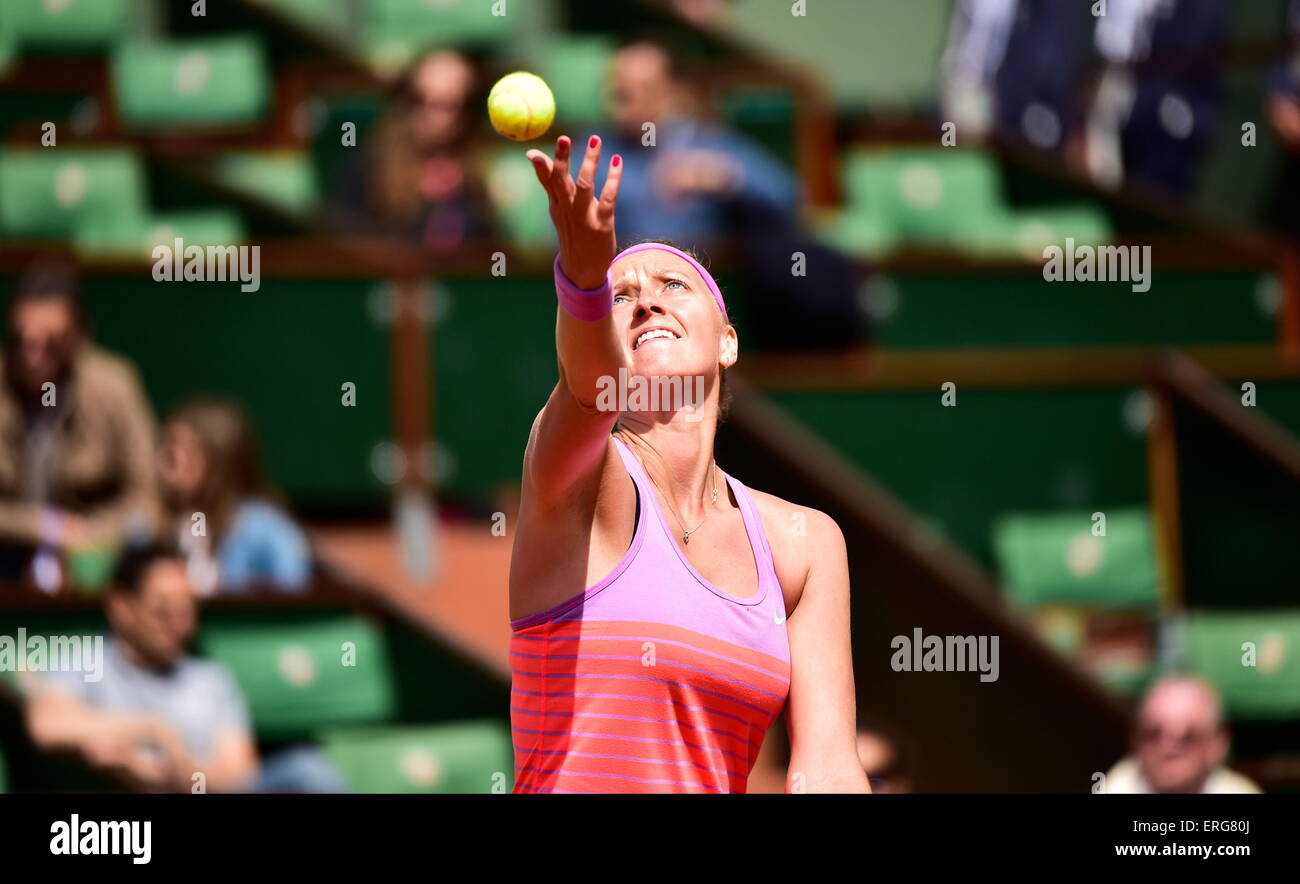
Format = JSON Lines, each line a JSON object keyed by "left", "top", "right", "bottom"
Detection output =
{"left": 719, "top": 324, "right": 738, "bottom": 370}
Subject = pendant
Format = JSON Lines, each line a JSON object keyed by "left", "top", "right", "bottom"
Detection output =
{"left": 683, "top": 531, "right": 691, "bottom": 544}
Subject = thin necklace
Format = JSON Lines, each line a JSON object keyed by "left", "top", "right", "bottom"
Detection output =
{"left": 640, "top": 454, "right": 719, "bottom": 545}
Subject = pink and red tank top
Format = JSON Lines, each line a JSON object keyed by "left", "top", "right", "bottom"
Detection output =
{"left": 510, "top": 435, "right": 792, "bottom": 793}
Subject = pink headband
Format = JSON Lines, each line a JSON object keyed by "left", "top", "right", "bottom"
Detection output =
{"left": 611, "top": 242, "right": 729, "bottom": 323}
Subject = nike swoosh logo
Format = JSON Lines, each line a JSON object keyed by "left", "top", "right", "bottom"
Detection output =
{"left": 773, "top": 611, "right": 786, "bottom": 624}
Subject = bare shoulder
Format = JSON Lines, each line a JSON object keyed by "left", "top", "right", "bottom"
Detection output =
{"left": 743, "top": 485, "right": 846, "bottom": 613}
{"left": 746, "top": 486, "right": 845, "bottom": 553}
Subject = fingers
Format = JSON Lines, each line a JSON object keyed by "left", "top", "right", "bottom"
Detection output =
{"left": 525, "top": 150, "right": 553, "bottom": 188}
{"left": 573, "top": 134, "right": 602, "bottom": 213}
{"left": 596, "top": 153, "right": 623, "bottom": 225}
{"left": 552, "top": 134, "right": 572, "bottom": 192}
{"left": 528, "top": 136, "right": 574, "bottom": 213}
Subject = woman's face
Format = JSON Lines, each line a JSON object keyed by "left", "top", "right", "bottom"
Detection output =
{"left": 610, "top": 250, "right": 736, "bottom": 405}
{"left": 406, "top": 52, "right": 473, "bottom": 149}
{"left": 158, "top": 421, "right": 207, "bottom": 503}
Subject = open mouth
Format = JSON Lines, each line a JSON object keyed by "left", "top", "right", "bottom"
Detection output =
{"left": 632, "top": 328, "right": 681, "bottom": 350}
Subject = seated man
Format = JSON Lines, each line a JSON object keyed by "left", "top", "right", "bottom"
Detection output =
{"left": 1101, "top": 673, "right": 1260, "bottom": 794}
{"left": 599, "top": 41, "right": 867, "bottom": 350}
{"left": 24, "top": 544, "right": 258, "bottom": 792}
{"left": 0, "top": 261, "right": 158, "bottom": 586}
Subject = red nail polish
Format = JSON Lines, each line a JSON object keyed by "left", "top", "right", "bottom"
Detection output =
{"left": 612, "top": 154, "right": 621, "bottom": 168}
{"left": 589, "top": 136, "right": 599, "bottom": 149}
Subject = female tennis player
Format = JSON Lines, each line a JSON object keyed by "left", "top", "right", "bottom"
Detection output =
{"left": 508, "top": 134, "right": 870, "bottom": 794}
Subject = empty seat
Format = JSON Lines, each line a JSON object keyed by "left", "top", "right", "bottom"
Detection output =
{"left": 196, "top": 609, "right": 397, "bottom": 740}
{"left": 74, "top": 207, "right": 246, "bottom": 259}
{"left": 1002, "top": 205, "right": 1112, "bottom": 259}
{"left": 827, "top": 147, "right": 1112, "bottom": 259}
{"left": 993, "top": 507, "right": 1160, "bottom": 696}
{"left": 0, "top": 0, "right": 136, "bottom": 49}
{"left": 0, "top": 148, "right": 146, "bottom": 238}
{"left": 1184, "top": 609, "right": 1300, "bottom": 720}
{"left": 819, "top": 204, "right": 899, "bottom": 258}
{"left": 993, "top": 507, "right": 1160, "bottom": 611}
{"left": 319, "top": 720, "right": 513, "bottom": 793}
{"left": 841, "top": 149, "right": 1006, "bottom": 243}
{"left": 362, "top": 0, "right": 516, "bottom": 72}
{"left": 111, "top": 35, "right": 269, "bottom": 129}
{"left": 209, "top": 151, "right": 320, "bottom": 217}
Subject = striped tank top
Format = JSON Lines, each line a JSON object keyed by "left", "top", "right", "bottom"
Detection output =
{"left": 509, "top": 435, "right": 792, "bottom": 793}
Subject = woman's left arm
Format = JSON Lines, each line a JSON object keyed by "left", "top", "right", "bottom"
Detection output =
{"left": 784, "top": 510, "right": 871, "bottom": 793}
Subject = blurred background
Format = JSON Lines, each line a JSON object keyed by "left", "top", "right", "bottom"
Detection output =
{"left": 0, "top": 0, "right": 1298, "bottom": 794}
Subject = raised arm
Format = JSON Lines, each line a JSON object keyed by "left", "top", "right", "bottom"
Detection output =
{"left": 520, "top": 135, "right": 625, "bottom": 503}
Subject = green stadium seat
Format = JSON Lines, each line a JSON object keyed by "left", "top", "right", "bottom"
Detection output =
{"left": 319, "top": 720, "right": 513, "bottom": 793}
{"left": 817, "top": 207, "right": 899, "bottom": 259}
{"left": 111, "top": 35, "right": 270, "bottom": 130}
{"left": 992, "top": 507, "right": 1160, "bottom": 611}
{"left": 831, "top": 148, "right": 1112, "bottom": 259}
{"left": 196, "top": 610, "right": 397, "bottom": 740}
{"left": 362, "top": 0, "right": 516, "bottom": 73}
{"left": 0, "top": 0, "right": 136, "bottom": 49}
{"left": 538, "top": 36, "right": 614, "bottom": 128}
{"left": 1184, "top": 610, "right": 1300, "bottom": 720}
{"left": 0, "top": 148, "right": 147, "bottom": 238}
{"left": 484, "top": 145, "right": 555, "bottom": 251}
{"left": 839, "top": 149, "right": 1006, "bottom": 243}
{"left": 1002, "top": 205, "right": 1112, "bottom": 259}
{"left": 209, "top": 151, "right": 320, "bottom": 217}
{"left": 245, "top": 0, "right": 351, "bottom": 38}
{"left": 74, "top": 208, "right": 246, "bottom": 259}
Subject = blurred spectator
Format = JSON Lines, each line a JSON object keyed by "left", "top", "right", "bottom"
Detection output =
{"left": 1265, "top": 0, "right": 1300, "bottom": 236}
{"left": 1269, "top": 1, "right": 1300, "bottom": 148}
{"left": 940, "top": 0, "right": 1090, "bottom": 152}
{"left": 602, "top": 41, "right": 867, "bottom": 350}
{"left": 0, "top": 262, "right": 157, "bottom": 588}
{"left": 1101, "top": 673, "right": 1261, "bottom": 794}
{"left": 158, "top": 399, "right": 310, "bottom": 595}
{"left": 1074, "top": 0, "right": 1227, "bottom": 194}
{"left": 326, "top": 48, "right": 496, "bottom": 253}
{"left": 856, "top": 725, "right": 914, "bottom": 794}
{"left": 25, "top": 544, "right": 257, "bottom": 792}
{"left": 24, "top": 544, "right": 345, "bottom": 792}
{"left": 601, "top": 40, "right": 797, "bottom": 248}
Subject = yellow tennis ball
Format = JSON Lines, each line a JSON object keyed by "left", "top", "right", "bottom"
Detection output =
{"left": 487, "top": 71, "right": 555, "bottom": 142}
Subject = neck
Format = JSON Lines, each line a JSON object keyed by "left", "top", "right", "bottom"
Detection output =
{"left": 616, "top": 416, "right": 721, "bottom": 524}
{"left": 116, "top": 636, "right": 176, "bottom": 675}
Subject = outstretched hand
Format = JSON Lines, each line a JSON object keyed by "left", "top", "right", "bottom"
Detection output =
{"left": 526, "top": 135, "right": 623, "bottom": 290}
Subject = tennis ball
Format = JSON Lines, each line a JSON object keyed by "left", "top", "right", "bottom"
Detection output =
{"left": 487, "top": 71, "right": 555, "bottom": 142}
